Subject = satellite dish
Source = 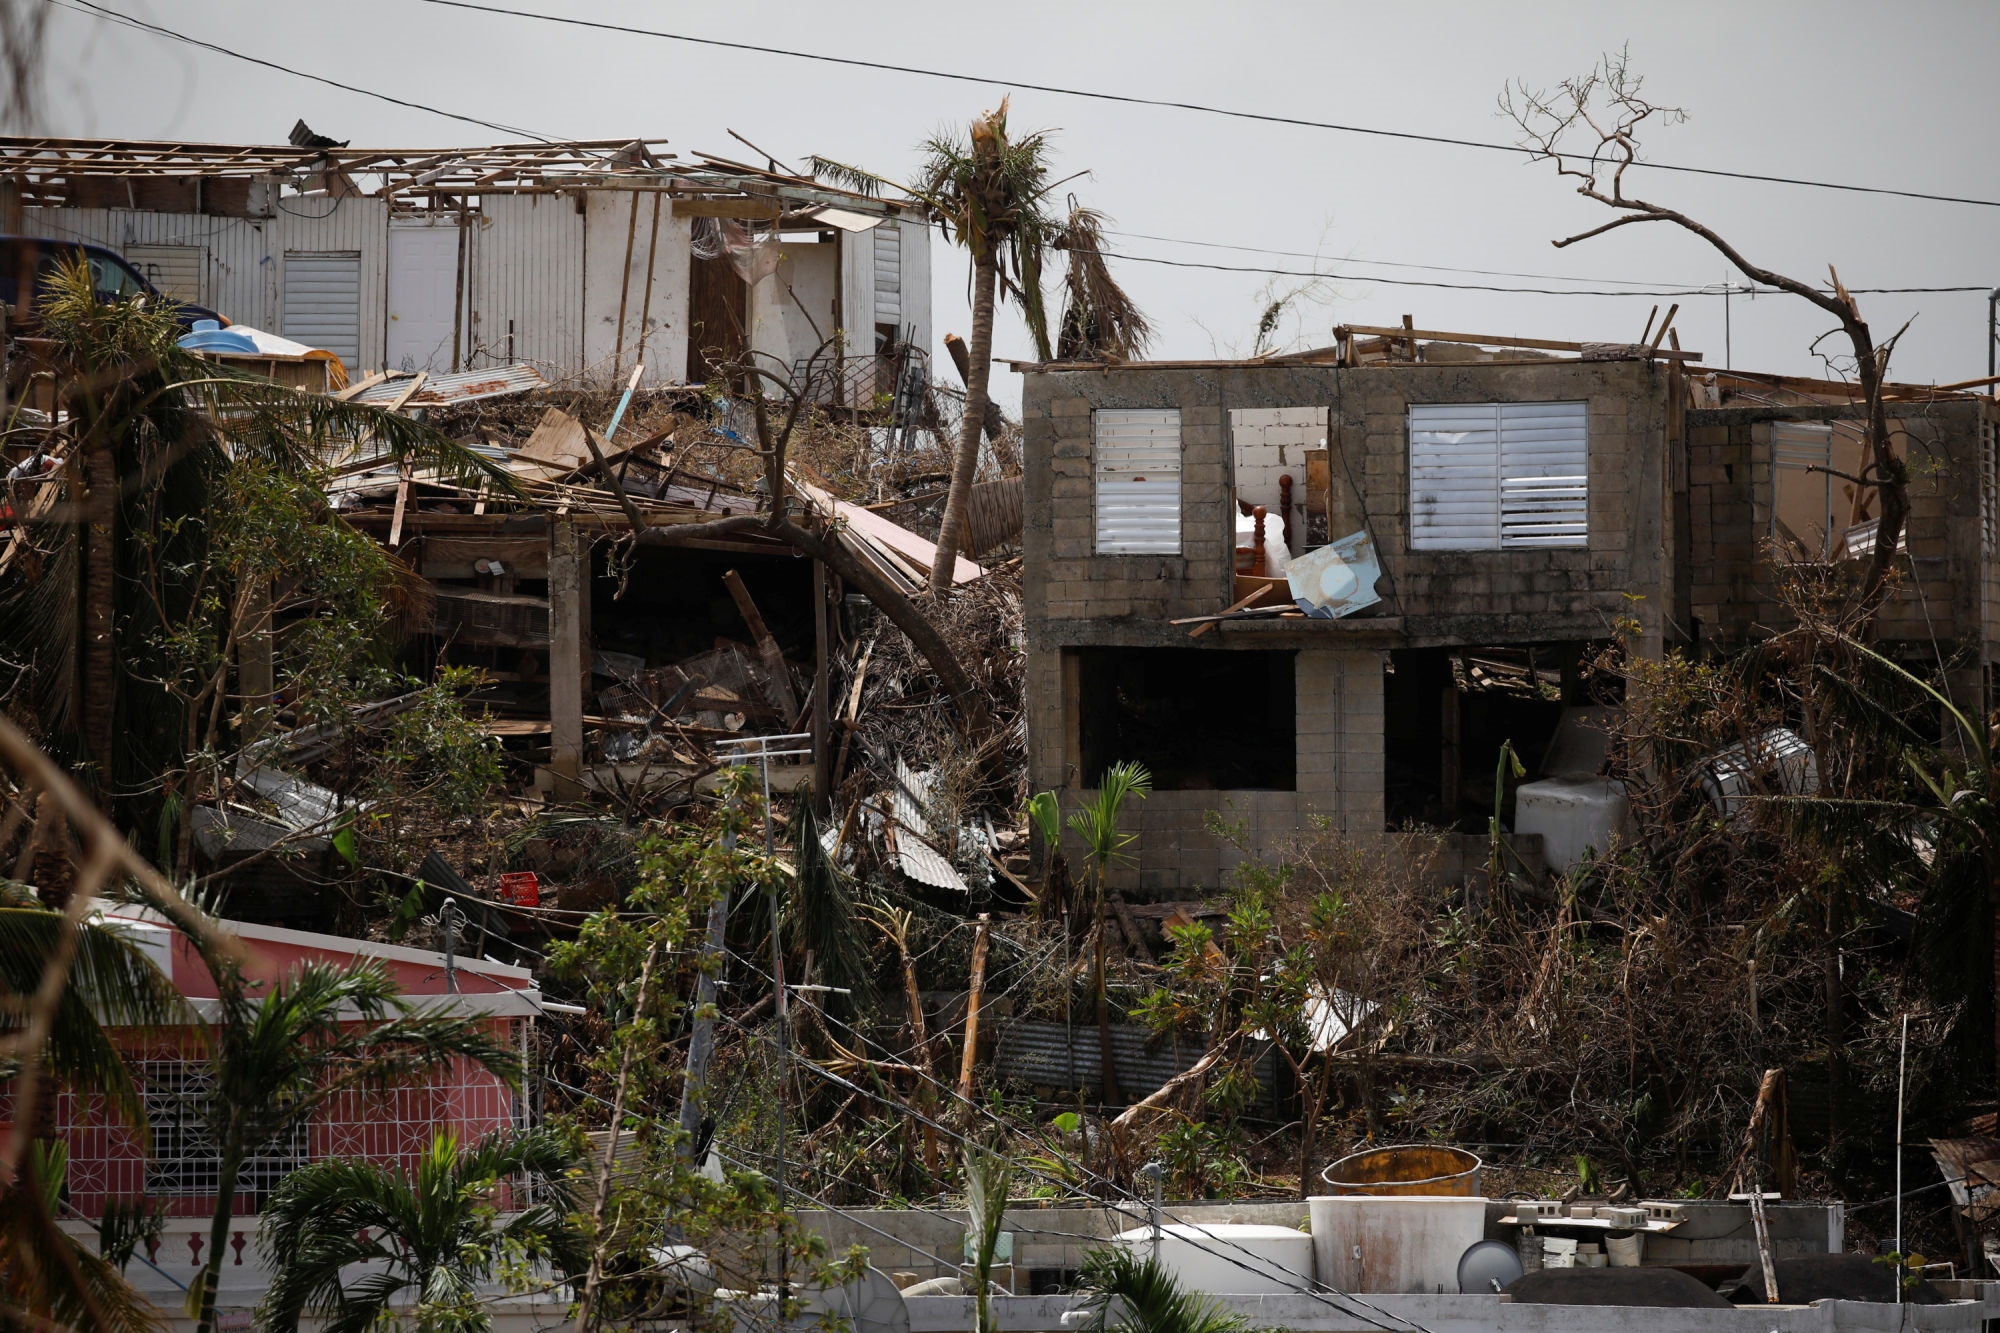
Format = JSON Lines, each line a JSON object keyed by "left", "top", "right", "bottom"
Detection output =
{"left": 1458, "top": 1239, "right": 1525, "bottom": 1294}
{"left": 804, "top": 1268, "right": 911, "bottom": 1333}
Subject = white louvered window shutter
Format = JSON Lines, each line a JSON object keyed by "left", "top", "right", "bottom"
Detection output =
{"left": 1499, "top": 401, "right": 1589, "bottom": 548}
{"left": 872, "top": 226, "right": 901, "bottom": 325}
{"left": 1982, "top": 417, "right": 1996, "bottom": 558}
{"left": 1094, "top": 409, "right": 1182, "bottom": 555}
{"left": 1409, "top": 401, "right": 1588, "bottom": 550}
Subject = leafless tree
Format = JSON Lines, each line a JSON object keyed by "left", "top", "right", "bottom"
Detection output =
{"left": 1502, "top": 50, "right": 1910, "bottom": 614}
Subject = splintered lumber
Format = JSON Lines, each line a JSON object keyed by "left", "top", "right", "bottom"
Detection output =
{"left": 1189, "top": 580, "right": 1278, "bottom": 639}
{"left": 1337, "top": 323, "right": 1702, "bottom": 362}
{"left": 1110, "top": 893, "right": 1156, "bottom": 964}
{"left": 955, "top": 914, "right": 991, "bottom": 1118}
{"left": 721, "top": 568, "right": 801, "bottom": 721}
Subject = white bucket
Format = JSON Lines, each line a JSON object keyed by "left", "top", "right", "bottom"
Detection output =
{"left": 1606, "top": 1232, "right": 1643, "bottom": 1267}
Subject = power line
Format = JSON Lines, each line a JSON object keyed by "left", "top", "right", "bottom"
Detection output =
{"left": 416, "top": 0, "right": 2000, "bottom": 210}
{"left": 1106, "top": 229, "right": 1730, "bottom": 290}
{"left": 50, "top": 0, "right": 556, "bottom": 142}
{"left": 1093, "top": 245, "right": 1995, "bottom": 299}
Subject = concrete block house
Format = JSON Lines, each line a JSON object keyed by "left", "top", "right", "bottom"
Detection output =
{"left": 1017, "top": 331, "right": 2000, "bottom": 892}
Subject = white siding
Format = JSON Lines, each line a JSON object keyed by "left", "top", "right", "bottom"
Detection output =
{"left": 582, "top": 189, "right": 690, "bottom": 387}
{"left": 895, "top": 216, "right": 931, "bottom": 357}
{"left": 124, "top": 244, "right": 203, "bottom": 305}
{"left": 468, "top": 193, "right": 585, "bottom": 379}
{"left": 839, "top": 221, "right": 876, "bottom": 342}
{"left": 283, "top": 252, "right": 362, "bottom": 369}
{"left": 1409, "top": 401, "right": 1587, "bottom": 550}
{"left": 386, "top": 218, "right": 462, "bottom": 373}
{"left": 268, "top": 197, "right": 389, "bottom": 372}
{"left": 21, "top": 206, "right": 265, "bottom": 328}
{"left": 1094, "top": 409, "right": 1182, "bottom": 555}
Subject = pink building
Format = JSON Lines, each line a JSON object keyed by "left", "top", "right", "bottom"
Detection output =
{"left": 5, "top": 910, "right": 552, "bottom": 1233}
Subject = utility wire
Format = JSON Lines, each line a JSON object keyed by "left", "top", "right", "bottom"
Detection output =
{"left": 416, "top": 0, "right": 2000, "bottom": 210}
{"left": 50, "top": 0, "right": 556, "bottom": 143}
{"left": 52, "top": 2, "right": 1994, "bottom": 304}
{"left": 1093, "top": 245, "right": 1995, "bottom": 299}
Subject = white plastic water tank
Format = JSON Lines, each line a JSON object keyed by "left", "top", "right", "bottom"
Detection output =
{"left": 1112, "top": 1222, "right": 1314, "bottom": 1294}
{"left": 1308, "top": 1196, "right": 1488, "bottom": 1294}
{"left": 1513, "top": 776, "right": 1631, "bottom": 872}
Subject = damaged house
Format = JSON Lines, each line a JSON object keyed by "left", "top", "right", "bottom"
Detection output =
{"left": 1018, "top": 324, "right": 2000, "bottom": 891}
{"left": 0, "top": 135, "right": 931, "bottom": 390}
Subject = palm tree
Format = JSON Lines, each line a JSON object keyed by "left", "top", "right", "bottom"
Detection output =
{"left": 259, "top": 1128, "right": 586, "bottom": 1333}
{"left": 9, "top": 259, "right": 505, "bottom": 828}
{"left": 184, "top": 957, "right": 521, "bottom": 1333}
{"left": 961, "top": 1141, "right": 1011, "bottom": 1333}
{"left": 1068, "top": 762, "right": 1152, "bottom": 1107}
{"left": 0, "top": 883, "right": 190, "bottom": 1333}
{"left": 1073, "top": 1247, "right": 1248, "bottom": 1333}
{"left": 814, "top": 106, "right": 1149, "bottom": 594}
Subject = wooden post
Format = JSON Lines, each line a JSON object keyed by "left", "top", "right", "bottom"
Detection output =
{"left": 956, "top": 914, "right": 992, "bottom": 1117}
{"left": 1440, "top": 680, "right": 1461, "bottom": 820}
{"left": 812, "top": 561, "right": 832, "bottom": 812}
{"left": 548, "top": 517, "right": 586, "bottom": 801}
{"left": 721, "top": 568, "right": 800, "bottom": 722}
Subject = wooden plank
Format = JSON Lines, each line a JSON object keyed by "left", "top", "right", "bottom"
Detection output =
{"left": 721, "top": 568, "right": 801, "bottom": 722}
{"left": 331, "top": 369, "right": 390, "bottom": 402}
{"left": 1190, "top": 581, "right": 1279, "bottom": 638}
{"left": 387, "top": 462, "right": 414, "bottom": 548}
{"left": 1338, "top": 323, "right": 1703, "bottom": 362}
{"left": 419, "top": 536, "right": 550, "bottom": 580}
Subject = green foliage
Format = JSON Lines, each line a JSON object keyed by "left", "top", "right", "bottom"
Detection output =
{"left": 1074, "top": 1247, "right": 1250, "bottom": 1333}
{"left": 962, "top": 1141, "right": 1013, "bottom": 1333}
{"left": 791, "top": 794, "right": 876, "bottom": 1008}
{"left": 1025, "top": 790, "right": 1063, "bottom": 851}
{"left": 1068, "top": 761, "right": 1152, "bottom": 902}
{"left": 258, "top": 1128, "right": 587, "bottom": 1333}
{"left": 1153, "top": 1121, "right": 1242, "bottom": 1201}
{"left": 0, "top": 881, "right": 194, "bottom": 1130}
{"left": 372, "top": 669, "right": 504, "bottom": 819}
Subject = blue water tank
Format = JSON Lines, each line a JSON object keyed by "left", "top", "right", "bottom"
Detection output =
{"left": 176, "top": 319, "right": 259, "bottom": 355}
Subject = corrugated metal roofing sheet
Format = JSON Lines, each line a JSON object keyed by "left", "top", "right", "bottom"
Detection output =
{"left": 992, "top": 1021, "right": 1281, "bottom": 1113}
{"left": 354, "top": 364, "right": 548, "bottom": 408}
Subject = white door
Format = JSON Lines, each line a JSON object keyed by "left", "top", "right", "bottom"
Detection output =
{"left": 283, "top": 251, "right": 362, "bottom": 371}
{"left": 387, "top": 221, "right": 461, "bottom": 373}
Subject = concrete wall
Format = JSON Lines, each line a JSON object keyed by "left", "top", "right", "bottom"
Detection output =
{"left": 1017, "top": 358, "right": 1674, "bottom": 892}
{"left": 1684, "top": 400, "right": 1999, "bottom": 669}
{"left": 795, "top": 1198, "right": 1841, "bottom": 1288}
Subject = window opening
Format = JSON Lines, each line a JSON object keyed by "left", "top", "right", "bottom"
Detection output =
{"left": 1075, "top": 647, "right": 1294, "bottom": 791}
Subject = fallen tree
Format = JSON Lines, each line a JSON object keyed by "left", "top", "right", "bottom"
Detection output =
{"left": 582, "top": 341, "right": 992, "bottom": 738}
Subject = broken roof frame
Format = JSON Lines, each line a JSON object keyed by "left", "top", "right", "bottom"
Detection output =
{"left": 0, "top": 135, "right": 914, "bottom": 216}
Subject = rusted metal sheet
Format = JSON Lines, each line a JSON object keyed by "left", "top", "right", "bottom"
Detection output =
{"left": 1931, "top": 1136, "right": 2000, "bottom": 1223}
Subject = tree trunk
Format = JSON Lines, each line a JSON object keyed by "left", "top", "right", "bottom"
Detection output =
{"left": 1297, "top": 1077, "right": 1322, "bottom": 1200}
{"left": 80, "top": 439, "right": 115, "bottom": 809}
{"left": 931, "top": 255, "right": 998, "bottom": 597}
{"left": 193, "top": 1143, "right": 243, "bottom": 1333}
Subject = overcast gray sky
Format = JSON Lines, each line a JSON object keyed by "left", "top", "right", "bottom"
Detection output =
{"left": 37, "top": 0, "right": 2000, "bottom": 410}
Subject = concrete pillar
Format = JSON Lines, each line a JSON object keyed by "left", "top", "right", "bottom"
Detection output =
{"left": 549, "top": 518, "right": 586, "bottom": 800}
